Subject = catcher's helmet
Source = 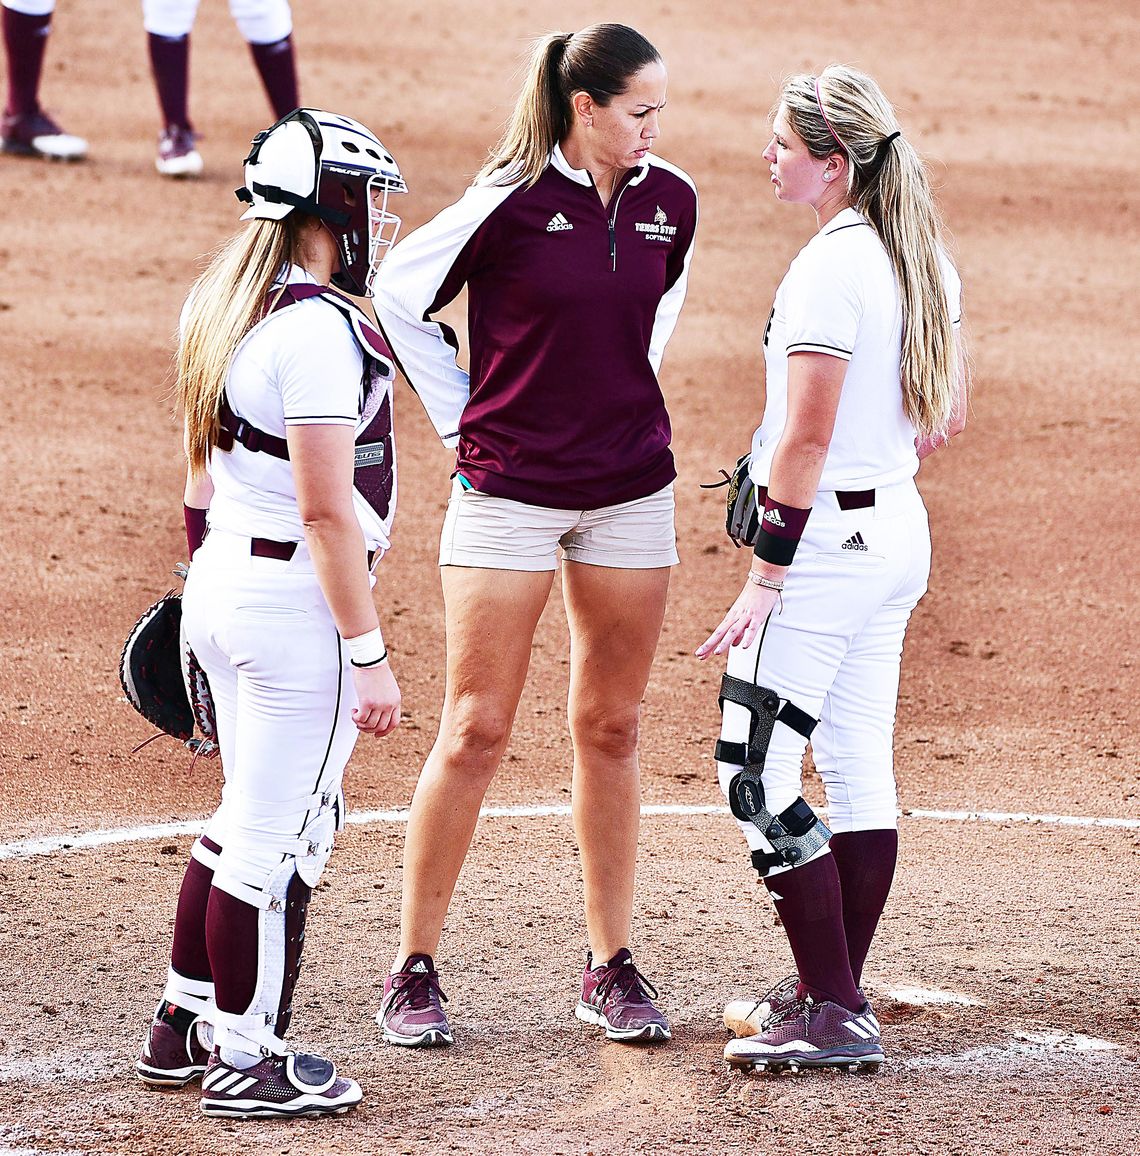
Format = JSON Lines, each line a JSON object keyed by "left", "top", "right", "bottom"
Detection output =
{"left": 236, "top": 108, "right": 406, "bottom": 297}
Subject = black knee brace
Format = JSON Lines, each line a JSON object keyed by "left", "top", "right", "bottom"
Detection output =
{"left": 716, "top": 674, "right": 830, "bottom": 876}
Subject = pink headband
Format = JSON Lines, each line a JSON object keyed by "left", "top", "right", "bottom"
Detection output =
{"left": 814, "top": 75, "right": 844, "bottom": 150}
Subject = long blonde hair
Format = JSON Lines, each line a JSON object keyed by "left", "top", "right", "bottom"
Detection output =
{"left": 476, "top": 23, "right": 660, "bottom": 187}
{"left": 178, "top": 218, "right": 306, "bottom": 476}
{"left": 780, "top": 65, "right": 964, "bottom": 438}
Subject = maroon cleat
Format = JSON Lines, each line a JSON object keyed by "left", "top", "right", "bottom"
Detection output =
{"left": 724, "top": 995, "right": 883, "bottom": 1073}
{"left": 136, "top": 1002, "right": 212, "bottom": 1087}
{"left": 1, "top": 109, "right": 86, "bottom": 161}
{"left": 199, "top": 1051, "right": 361, "bottom": 1118}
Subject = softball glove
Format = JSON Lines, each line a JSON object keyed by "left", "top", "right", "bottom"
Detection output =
{"left": 702, "top": 453, "right": 760, "bottom": 548}
{"left": 120, "top": 574, "right": 218, "bottom": 759}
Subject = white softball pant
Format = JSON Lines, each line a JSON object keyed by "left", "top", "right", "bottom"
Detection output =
{"left": 716, "top": 479, "right": 931, "bottom": 854}
{"left": 2, "top": 1, "right": 54, "bottom": 16}
{"left": 142, "top": 0, "right": 291, "bottom": 44}
{"left": 181, "top": 528, "right": 359, "bottom": 901}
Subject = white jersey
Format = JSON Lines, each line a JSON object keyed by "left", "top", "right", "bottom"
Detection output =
{"left": 750, "top": 207, "right": 962, "bottom": 492}
{"left": 198, "top": 265, "right": 396, "bottom": 554}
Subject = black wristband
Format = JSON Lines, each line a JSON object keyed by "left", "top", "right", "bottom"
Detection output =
{"left": 753, "top": 528, "right": 799, "bottom": 566}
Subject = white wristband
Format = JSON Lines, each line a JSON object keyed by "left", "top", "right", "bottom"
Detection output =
{"left": 344, "top": 627, "right": 386, "bottom": 667}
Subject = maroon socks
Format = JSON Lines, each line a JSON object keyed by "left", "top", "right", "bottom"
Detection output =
{"left": 248, "top": 35, "right": 298, "bottom": 119}
{"left": 764, "top": 853, "right": 863, "bottom": 1011}
{"left": 3, "top": 7, "right": 50, "bottom": 116}
{"left": 829, "top": 828, "right": 899, "bottom": 987}
{"left": 169, "top": 835, "right": 221, "bottom": 981}
{"left": 147, "top": 30, "right": 296, "bottom": 135}
{"left": 147, "top": 32, "right": 191, "bottom": 131}
{"left": 205, "top": 885, "right": 262, "bottom": 1015}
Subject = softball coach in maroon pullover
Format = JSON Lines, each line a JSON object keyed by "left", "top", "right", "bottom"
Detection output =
{"left": 374, "top": 23, "right": 697, "bottom": 1048}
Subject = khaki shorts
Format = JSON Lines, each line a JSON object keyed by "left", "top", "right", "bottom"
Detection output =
{"left": 439, "top": 480, "right": 679, "bottom": 571}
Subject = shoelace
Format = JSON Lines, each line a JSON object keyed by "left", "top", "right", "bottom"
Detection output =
{"left": 593, "top": 959, "right": 660, "bottom": 1006}
{"left": 765, "top": 994, "right": 816, "bottom": 1030}
{"left": 757, "top": 973, "right": 799, "bottom": 1008}
{"left": 387, "top": 968, "right": 448, "bottom": 1013}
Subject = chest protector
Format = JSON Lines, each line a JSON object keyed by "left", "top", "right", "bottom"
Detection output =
{"left": 216, "top": 283, "right": 396, "bottom": 523}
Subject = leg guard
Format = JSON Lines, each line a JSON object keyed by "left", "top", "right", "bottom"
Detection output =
{"left": 209, "top": 793, "right": 338, "bottom": 1057}
{"left": 162, "top": 968, "right": 215, "bottom": 1023}
{"left": 716, "top": 674, "right": 831, "bottom": 876}
{"left": 210, "top": 860, "right": 299, "bottom": 1058}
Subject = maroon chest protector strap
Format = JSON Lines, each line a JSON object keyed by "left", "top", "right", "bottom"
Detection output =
{"left": 215, "top": 284, "right": 391, "bottom": 461}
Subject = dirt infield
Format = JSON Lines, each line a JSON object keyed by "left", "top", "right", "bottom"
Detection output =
{"left": 1, "top": 0, "right": 1137, "bottom": 1152}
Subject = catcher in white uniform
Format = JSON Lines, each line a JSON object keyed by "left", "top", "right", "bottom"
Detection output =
{"left": 696, "top": 65, "right": 967, "bottom": 1073}
{"left": 134, "top": 108, "right": 406, "bottom": 1119}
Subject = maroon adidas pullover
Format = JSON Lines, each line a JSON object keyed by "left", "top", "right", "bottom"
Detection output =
{"left": 374, "top": 145, "right": 698, "bottom": 509}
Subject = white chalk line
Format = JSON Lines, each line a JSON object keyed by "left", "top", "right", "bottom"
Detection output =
{"left": 889, "top": 986, "right": 984, "bottom": 1007}
{"left": 1, "top": 803, "right": 1137, "bottom": 862}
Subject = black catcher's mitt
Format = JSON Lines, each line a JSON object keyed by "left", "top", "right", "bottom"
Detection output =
{"left": 120, "top": 580, "right": 218, "bottom": 759}
{"left": 702, "top": 452, "right": 760, "bottom": 548}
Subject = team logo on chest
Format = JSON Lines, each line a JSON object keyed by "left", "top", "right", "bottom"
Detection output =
{"left": 546, "top": 212, "right": 574, "bottom": 232}
{"left": 636, "top": 205, "right": 677, "bottom": 243}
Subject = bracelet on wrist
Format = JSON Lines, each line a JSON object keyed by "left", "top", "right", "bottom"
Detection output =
{"left": 747, "top": 572, "right": 784, "bottom": 591}
{"left": 344, "top": 627, "right": 385, "bottom": 667}
{"left": 747, "top": 569, "right": 785, "bottom": 614}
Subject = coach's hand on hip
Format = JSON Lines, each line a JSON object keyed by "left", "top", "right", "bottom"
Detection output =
{"left": 352, "top": 663, "right": 402, "bottom": 737}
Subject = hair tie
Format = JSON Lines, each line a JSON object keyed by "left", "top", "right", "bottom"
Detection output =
{"left": 864, "top": 129, "right": 902, "bottom": 179}
{"left": 814, "top": 75, "right": 844, "bottom": 149}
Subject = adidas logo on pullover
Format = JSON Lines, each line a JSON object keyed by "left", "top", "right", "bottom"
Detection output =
{"left": 546, "top": 212, "right": 573, "bottom": 232}
{"left": 841, "top": 532, "right": 868, "bottom": 551}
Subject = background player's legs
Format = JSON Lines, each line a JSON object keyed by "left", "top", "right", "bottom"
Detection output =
{"left": 561, "top": 562, "right": 669, "bottom": 963}
{"left": 395, "top": 566, "right": 553, "bottom": 965}
{"left": 142, "top": 0, "right": 202, "bottom": 176}
{"left": 1, "top": 0, "right": 86, "bottom": 160}
{"left": 229, "top": 0, "right": 297, "bottom": 119}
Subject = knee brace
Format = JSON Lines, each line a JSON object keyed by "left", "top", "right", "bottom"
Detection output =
{"left": 716, "top": 674, "right": 831, "bottom": 877}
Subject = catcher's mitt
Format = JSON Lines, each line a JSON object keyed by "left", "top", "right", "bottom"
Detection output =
{"left": 120, "top": 578, "right": 218, "bottom": 759}
{"left": 701, "top": 452, "right": 760, "bottom": 548}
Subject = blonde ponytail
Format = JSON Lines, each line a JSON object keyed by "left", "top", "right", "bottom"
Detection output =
{"left": 178, "top": 219, "right": 303, "bottom": 476}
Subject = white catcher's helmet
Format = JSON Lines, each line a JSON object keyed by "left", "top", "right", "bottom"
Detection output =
{"left": 236, "top": 108, "right": 407, "bottom": 296}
